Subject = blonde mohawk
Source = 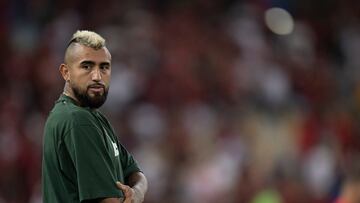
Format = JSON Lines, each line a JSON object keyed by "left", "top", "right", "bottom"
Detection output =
{"left": 68, "top": 30, "right": 105, "bottom": 50}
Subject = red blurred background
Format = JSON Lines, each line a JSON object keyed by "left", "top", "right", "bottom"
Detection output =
{"left": 0, "top": 0, "right": 360, "bottom": 202}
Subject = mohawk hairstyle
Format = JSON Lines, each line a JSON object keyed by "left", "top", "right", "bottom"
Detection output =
{"left": 67, "top": 30, "right": 105, "bottom": 50}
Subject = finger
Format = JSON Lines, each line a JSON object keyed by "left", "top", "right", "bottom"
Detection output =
{"left": 116, "top": 182, "right": 132, "bottom": 197}
{"left": 116, "top": 181, "right": 127, "bottom": 191}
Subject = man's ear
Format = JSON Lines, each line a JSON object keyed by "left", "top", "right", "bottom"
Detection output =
{"left": 59, "top": 64, "right": 70, "bottom": 82}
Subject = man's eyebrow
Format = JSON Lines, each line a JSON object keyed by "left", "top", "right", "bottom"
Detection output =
{"left": 80, "top": 60, "right": 96, "bottom": 66}
{"left": 99, "top": 62, "right": 111, "bottom": 66}
{"left": 79, "top": 61, "right": 110, "bottom": 66}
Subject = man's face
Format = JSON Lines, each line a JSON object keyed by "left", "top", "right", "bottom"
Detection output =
{"left": 66, "top": 44, "right": 111, "bottom": 108}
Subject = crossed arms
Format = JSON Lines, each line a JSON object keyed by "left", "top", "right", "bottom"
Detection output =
{"left": 98, "top": 172, "right": 148, "bottom": 203}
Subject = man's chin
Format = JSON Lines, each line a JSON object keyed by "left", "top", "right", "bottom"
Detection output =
{"left": 87, "top": 99, "right": 106, "bottom": 108}
{"left": 71, "top": 86, "right": 107, "bottom": 108}
{"left": 89, "top": 93, "right": 108, "bottom": 107}
{"left": 88, "top": 92, "right": 103, "bottom": 99}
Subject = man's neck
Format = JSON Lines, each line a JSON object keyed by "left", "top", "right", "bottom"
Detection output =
{"left": 63, "top": 84, "right": 81, "bottom": 106}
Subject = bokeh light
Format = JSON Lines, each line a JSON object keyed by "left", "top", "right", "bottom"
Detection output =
{"left": 265, "top": 7, "right": 294, "bottom": 35}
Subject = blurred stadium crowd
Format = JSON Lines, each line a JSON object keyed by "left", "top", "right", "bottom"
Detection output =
{"left": 1, "top": 0, "right": 360, "bottom": 202}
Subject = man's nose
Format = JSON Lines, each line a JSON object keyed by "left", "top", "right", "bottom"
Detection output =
{"left": 91, "top": 68, "right": 102, "bottom": 81}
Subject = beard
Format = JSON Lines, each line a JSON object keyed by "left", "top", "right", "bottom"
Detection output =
{"left": 71, "top": 83, "right": 108, "bottom": 109}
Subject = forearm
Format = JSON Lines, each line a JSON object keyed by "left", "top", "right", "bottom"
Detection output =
{"left": 127, "top": 172, "right": 148, "bottom": 202}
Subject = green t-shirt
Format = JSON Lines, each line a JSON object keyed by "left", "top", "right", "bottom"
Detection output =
{"left": 42, "top": 94, "right": 141, "bottom": 203}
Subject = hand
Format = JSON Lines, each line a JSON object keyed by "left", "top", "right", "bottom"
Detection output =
{"left": 116, "top": 181, "right": 144, "bottom": 203}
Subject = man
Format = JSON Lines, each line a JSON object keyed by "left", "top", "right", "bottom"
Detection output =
{"left": 42, "top": 30, "right": 148, "bottom": 203}
{"left": 334, "top": 154, "right": 360, "bottom": 203}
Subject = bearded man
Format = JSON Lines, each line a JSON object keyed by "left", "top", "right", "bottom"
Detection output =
{"left": 42, "top": 30, "right": 147, "bottom": 203}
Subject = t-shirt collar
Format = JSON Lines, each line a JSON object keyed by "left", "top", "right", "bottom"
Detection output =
{"left": 57, "top": 94, "right": 95, "bottom": 111}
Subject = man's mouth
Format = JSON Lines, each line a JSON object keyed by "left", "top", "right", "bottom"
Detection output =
{"left": 88, "top": 84, "right": 105, "bottom": 93}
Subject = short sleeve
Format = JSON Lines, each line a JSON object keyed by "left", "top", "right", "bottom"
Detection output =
{"left": 64, "top": 124, "right": 123, "bottom": 202}
{"left": 118, "top": 143, "right": 142, "bottom": 181}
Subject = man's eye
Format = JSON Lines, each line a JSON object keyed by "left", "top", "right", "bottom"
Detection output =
{"left": 82, "top": 65, "right": 91, "bottom": 69}
{"left": 100, "top": 65, "right": 110, "bottom": 70}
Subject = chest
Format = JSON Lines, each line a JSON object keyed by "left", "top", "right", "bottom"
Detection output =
{"left": 92, "top": 113, "right": 125, "bottom": 181}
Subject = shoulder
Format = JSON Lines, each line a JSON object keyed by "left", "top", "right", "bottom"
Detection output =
{"left": 46, "top": 100, "right": 95, "bottom": 127}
